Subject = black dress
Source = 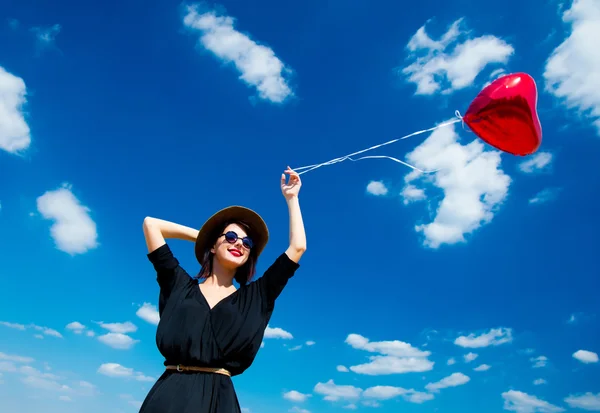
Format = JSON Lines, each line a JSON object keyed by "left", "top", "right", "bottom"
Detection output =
{"left": 139, "top": 243, "right": 300, "bottom": 413}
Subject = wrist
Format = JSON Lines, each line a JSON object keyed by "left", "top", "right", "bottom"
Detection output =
{"left": 285, "top": 195, "right": 300, "bottom": 205}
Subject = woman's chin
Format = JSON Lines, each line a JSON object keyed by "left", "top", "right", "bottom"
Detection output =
{"left": 218, "top": 254, "right": 245, "bottom": 269}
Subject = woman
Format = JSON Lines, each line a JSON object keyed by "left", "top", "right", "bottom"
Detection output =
{"left": 138, "top": 167, "right": 306, "bottom": 413}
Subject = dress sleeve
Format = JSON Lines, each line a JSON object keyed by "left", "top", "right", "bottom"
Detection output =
{"left": 147, "top": 244, "right": 192, "bottom": 302}
{"left": 257, "top": 252, "right": 300, "bottom": 311}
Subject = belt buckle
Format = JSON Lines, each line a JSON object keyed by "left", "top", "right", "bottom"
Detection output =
{"left": 176, "top": 364, "right": 183, "bottom": 372}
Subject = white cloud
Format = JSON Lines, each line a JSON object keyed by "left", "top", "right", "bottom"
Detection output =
{"left": 96, "top": 321, "right": 138, "bottom": 349}
{"left": 573, "top": 349, "right": 599, "bottom": 364}
{"left": 447, "top": 357, "right": 456, "bottom": 365}
{"left": 264, "top": 325, "right": 293, "bottom": 339}
{"left": 314, "top": 379, "right": 362, "bottom": 402}
{"left": 283, "top": 390, "right": 311, "bottom": 402}
{"left": 0, "top": 352, "right": 34, "bottom": 364}
{"left": 65, "top": 321, "right": 86, "bottom": 334}
{"left": 454, "top": 327, "right": 513, "bottom": 348}
{"left": 474, "top": 364, "right": 491, "bottom": 371}
{"left": 0, "top": 65, "right": 31, "bottom": 154}
{"left": 98, "top": 321, "right": 137, "bottom": 334}
{"left": 183, "top": 4, "right": 293, "bottom": 103}
{"left": 361, "top": 385, "right": 432, "bottom": 404}
{"left": 98, "top": 333, "right": 139, "bottom": 350}
{"left": 289, "top": 407, "right": 310, "bottom": 413}
{"left": 518, "top": 152, "right": 554, "bottom": 173}
{"left": 0, "top": 321, "right": 63, "bottom": 338}
{"left": 543, "top": 0, "right": 600, "bottom": 135}
{"left": 401, "top": 18, "right": 514, "bottom": 95}
{"left": 98, "top": 363, "right": 132, "bottom": 377}
{"left": 366, "top": 181, "right": 388, "bottom": 196}
{"left": 36, "top": 184, "right": 98, "bottom": 255}
{"left": 362, "top": 385, "right": 406, "bottom": 400}
{"left": 401, "top": 184, "right": 426, "bottom": 204}
{"left": 1, "top": 358, "right": 97, "bottom": 400}
{"left": 531, "top": 356, "right": 548, "bottom": 368}
{"left": 0, "top": 321, "right": 26, "bottom": 330}
{"left": 464, "top": 352, "right": 478, "bottom": 363}
{"left": 337, "top": 365, "right": 349, "bottom": 372}
{"left": 345, "top": 334, "right": 430, "bottom": 358}
{"left": 534, "top": 379, "right": 547, "bottom": 385}
{"left": 305, "top": 341, "right": 315, "bottom": 346}
{"left": 404, "top": 391, "right": 435, "bottom": 404}
{"left": 529, "top": 188, "right": 561, "bottom": 205}
{"left": 425, "top": 372, "right": 470, "bottom": 393}
{"left": 564, "top": 392, "right": 600, "bottom": 411}
{"left": 31, "top": 325, "right": 63, "bottom": 338}
{"left": 502, "top": 390, "right": 564, "bottom": 413}
{"left": 97, "top": 363, "right": 154, "bottom": 382}
{"left": 362, "top": 386, "right": 434, "bottom": 407}
{"left": 401, "top": 123, "right": 511, "bottom": 248}
{"left": 345, "top": 333, "right": 434, "bottom": 375}
{"left": 349, "top": 355, "right": 434, "bottom": 375}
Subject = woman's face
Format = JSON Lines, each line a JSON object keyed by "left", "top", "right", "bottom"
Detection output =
{"left": 211, "top": 223, "right": 252, "bottom": 270}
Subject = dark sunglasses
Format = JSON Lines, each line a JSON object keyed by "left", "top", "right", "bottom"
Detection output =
{"left": 221, "top": 231, "right": 254, "bottom": 250}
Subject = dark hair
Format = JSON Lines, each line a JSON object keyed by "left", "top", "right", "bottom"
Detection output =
{"left": 195, "top": 220, "right": 257, "bottom": 286}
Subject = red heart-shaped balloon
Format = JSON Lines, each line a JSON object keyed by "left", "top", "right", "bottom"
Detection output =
{"left": 463, "top": 73, "right": 542, "bottom": 156}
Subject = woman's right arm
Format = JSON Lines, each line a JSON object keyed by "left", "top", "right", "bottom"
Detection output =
{"left": 142, "top": 216, "right": 199, "bottom": 253}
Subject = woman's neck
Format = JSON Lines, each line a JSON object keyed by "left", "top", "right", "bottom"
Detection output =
{"left": 203, "top": 260, "right": 235, "bottom": 288}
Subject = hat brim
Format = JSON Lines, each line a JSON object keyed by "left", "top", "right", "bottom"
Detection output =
{"left": 194, "top": 205, "right": 269, "bottom": 263}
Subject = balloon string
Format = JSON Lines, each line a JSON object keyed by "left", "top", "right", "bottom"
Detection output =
{"left": 294, "top": 112, "right": 463, "bottom": 175}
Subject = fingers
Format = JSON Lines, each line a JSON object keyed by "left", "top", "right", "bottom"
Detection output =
{"left": 282, "top": 166, "right": 302, "bottom": 187}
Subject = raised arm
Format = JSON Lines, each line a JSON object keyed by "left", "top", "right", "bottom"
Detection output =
{"left": 255, "top": 168, "right": 307, "bottom": 310}
{"left": 281, "top": 167, "right": 306, "bottom": 263}
{"left": 142, "top": 216, "right": 199, "bottom": 253}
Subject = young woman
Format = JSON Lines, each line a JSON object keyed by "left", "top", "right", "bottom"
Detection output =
{"left": 138, "top": 167, "right": 306, "bottom": 413}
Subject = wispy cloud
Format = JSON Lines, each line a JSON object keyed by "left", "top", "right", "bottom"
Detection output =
{"left": 531, "top": 355, "right": 548, "bottom": 368}
{"left": 502, "top": 390, "right": 564, "bottom": 413}
{"left": 454, "top": 328, "right": 512, "bottom": 348}
{"left": 425, "top": 372, "right": 470, "bottom": 393}
{"left": 528, "top": 188, "right": 561, "bottom": 205}
{"left": 401, "top": 18, "right": 514, "bottom": 95}
{"left": 463, "top": 352, "right": 478, "bottom": 363}
{"left": 183, "top": 4, "right": 293, "bottom": 103}
{"left": 30, "top": 24, "right": 62, "bottom": 55}
{"left": 544, "top": 0, "right": 600, "bottom": 135}
{"left": 0, "top": 321, "right": 63, "bottom": 338}
{"left": 97, "top": 363, "right": 154, "bottom": 382}
{"left": 96, "top": 321, "right": 139, "bottom": 350}
{"left": 564, "top": 392, "right": 600, "bottom": 411}
{"left": 518, "top": 152, "right": 554, "bottom": 174}
{"left": 283, "top": 390, "right": 311, "bottom": 402}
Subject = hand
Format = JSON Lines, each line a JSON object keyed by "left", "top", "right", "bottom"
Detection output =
{"left": 281, "top": 166, "right": 302, "bottom": 200}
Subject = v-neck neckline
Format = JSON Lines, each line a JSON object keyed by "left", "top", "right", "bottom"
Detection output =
{"left": 197, "top": 283, "right": 239, "bottom": 312}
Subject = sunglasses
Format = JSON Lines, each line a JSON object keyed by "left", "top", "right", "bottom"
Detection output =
{"left": 221, "top": 231, "right": 254, "bottom": 250}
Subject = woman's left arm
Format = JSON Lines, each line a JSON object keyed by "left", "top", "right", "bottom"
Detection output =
{"left": 281, "top": 167, "right": 306, "bottom": 263}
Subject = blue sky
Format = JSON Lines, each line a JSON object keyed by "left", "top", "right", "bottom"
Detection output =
{"left": 1, "top": 0, "right": 599, "bottom": 412}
